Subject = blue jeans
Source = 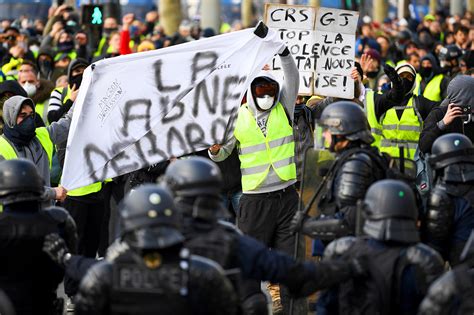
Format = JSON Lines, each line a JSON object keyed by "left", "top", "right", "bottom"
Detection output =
{"left": 222, "top": 191, "right": 243, "bottom": 217}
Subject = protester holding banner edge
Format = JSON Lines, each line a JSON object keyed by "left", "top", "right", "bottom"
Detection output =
{"left": 0, "top": 95, "right": 72, "bottom": 202}
{"left": 209, "top": 24, "right": 303, "bottom": 313}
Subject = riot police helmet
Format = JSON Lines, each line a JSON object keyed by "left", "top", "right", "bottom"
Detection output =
{"left": 439, "top": 44, "right": 463, "bottom": 62}
{"left": 362, "top": 179, "right": 419, "bottom": 243}
{"left": 120, "top": 185, "right": 184, "bottom": 250}
{"left": 163, "top": 156, "right": 222, "bottom": 197}
{"left": 429, "top": 133, "right": 474, "bottom": 169}
{"left": 161, "top": 156, "right": 226, "bottom": 221}
{"left": 318, "top": 101, "right": 374, "bottom": 144}
{"left": 0, "top": 159, "right": 44, "bottom": 205}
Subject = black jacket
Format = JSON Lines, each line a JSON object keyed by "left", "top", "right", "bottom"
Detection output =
{"left": 75, "top": 249, "right": 239, "bottom": 315}
{"left": 374, "top": 93, "right": 439, "bottom": 123}
{"left": 0, "top": 204, "right": 77, "bottom": 315}
{"left": 195, "top": 149, "right": 241, "bottom": 195}
{"left": 419, "top": 105, "right": 474, "bottom": 154}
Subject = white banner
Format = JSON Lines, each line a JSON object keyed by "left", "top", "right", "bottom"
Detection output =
{"left": 62, "top": 27, "right": 284, "bottom": 190}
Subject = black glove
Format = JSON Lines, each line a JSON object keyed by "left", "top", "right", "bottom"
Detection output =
{"left": 279, "top": 46, "right": 290, "bottom": 57}
{"left": 43, "top": 233, "right": 70, "bottom": 268}
{"left": 349, "top": 255, "right": 369, "bottom": 278}
{"left": 254, "top": 21, "right": 268, "bottom": 38}
{"left": 290, "top": 211, "right": 309, "bottom": 235}
{"left": 383, "top": 63, "right": 401, "bottom": 86}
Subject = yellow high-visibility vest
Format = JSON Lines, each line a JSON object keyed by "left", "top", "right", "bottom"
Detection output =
{"left": 234, "top": 103, "right": 296, "bottom": 191}
{"left": 379, "top": 96, "right": 422, "bottom": 159}
{"left": 364, "top": 90, "right": 383, "bottom": 148}
{"left": 0, "top": 127, "right": 53, "bottom": 167}
{"left": 414, "top": 73, "right": 444, "bottom": 102}
{"left": 54, "top": 51, "right": 77, "bottom": 62}
{"left": 35, "top": 100, "right": 49, "bottom": 126}
{"left": 67, "top": 182, "right": 102, "bottom": 197}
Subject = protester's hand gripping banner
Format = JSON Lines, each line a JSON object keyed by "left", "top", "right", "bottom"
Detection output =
{"left": 264, "top": 4, "right": 359, "bottom": 97}
{"left": 62, "top": 26, "right": 284, "bottom": 190}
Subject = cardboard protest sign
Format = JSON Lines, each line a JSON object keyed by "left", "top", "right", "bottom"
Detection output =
{"left": 314, "top": 7, "right": 359, "bottom": 98}
{"left": 264, "top": 4, "right": 317, "bottom": 95}
{"left": 265, "top": 4, "right": 359, "bottom": 98}
{"left": 62, "top": 27, "right": 284, "bottom": 190}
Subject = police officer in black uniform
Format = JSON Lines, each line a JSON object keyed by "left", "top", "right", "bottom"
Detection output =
{"left": 162, "top": 156, "right": 269, "bottom": 314}
{"left": 423, "top": 133, "right": 474, "bottom": 266}
{"left": 317, "top": 179, "right": 444, "bottom": 315}
{"left": 163, "top": 156, "right": 370, "bottom": 315}
{"left": 292, "top": 101, "right": 387, "bottom": 241}
{"left": 74, "top": 185, "right": 239, "bottom": 315}
{"left": 418, "top": 231, "right": 474, "bottom": 315}
{"left": 49, "top": 159, "right": 368, "bottom": 314}
{"left": 0, "top": 158, "right": 77, "bottom": 315}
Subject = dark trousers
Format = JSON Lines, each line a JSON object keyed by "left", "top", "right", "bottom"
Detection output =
{"left": 100, "top": 180, "right": 125, "bottom": 255}
{"left": 64, "top": 192, "right": 105, "bottom": 258}
{"left": 63, "top": 192, "right": 105, "bottom": 297}
{"left": 238, "top": 186, "right": 298, "bottom": 252}
{"left": 238, "top": 186, "right": 306, "bottom": 314}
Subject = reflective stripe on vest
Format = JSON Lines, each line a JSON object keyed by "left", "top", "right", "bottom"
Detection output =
{"left": 0, "top": 127, "right": 53, "bottom": 167}
{"left": 380, "top": 96, "right": 422, "bottom": 159}
{"left": 67, "top": 182, "right": 102, "bottom": 197}
{"left": 364, "top": 90, "right": 383, "bottom": 148}
{"left": 234, "top": 103, "right": 296, "bottom": 191}
{"left": 414, "top": 73, "right": 443, "bottom": 102}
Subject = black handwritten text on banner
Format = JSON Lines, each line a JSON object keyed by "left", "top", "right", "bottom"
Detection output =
{"left": 314, "top": 7, "right": 359, "bottom": 99}
{"left": 62, "top": 28, "right": 283, "bottom": 190}
{"left": 265, "top": 4, "right": 316, "bottom": 95}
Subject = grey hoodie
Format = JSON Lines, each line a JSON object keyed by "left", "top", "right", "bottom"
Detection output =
{"left": 439, "top": 75, "right": 474, "bottom": 108}
{"left": 209, "top": 54, "right": 299, "bottom": 193}
{"left": 1, "top": 95, "right": 73, "bottom": 200}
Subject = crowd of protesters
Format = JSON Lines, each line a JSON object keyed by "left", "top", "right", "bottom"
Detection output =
{"left": 0, "top": 3, "right": 473, "bottom": 315}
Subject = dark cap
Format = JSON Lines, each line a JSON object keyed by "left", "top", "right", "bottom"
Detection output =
{"left": 0, "top": 81, "right": 27, "bottom": 98}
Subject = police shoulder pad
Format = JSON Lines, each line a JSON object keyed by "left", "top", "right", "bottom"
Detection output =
{"left": 403, "top": 243, "right": 445, "bottom": 276}
{"left": 43, "top": 206, "right": 70, "bottom": 223}
{"left": 190, "top": 254, "right": 226, "bottom": 275}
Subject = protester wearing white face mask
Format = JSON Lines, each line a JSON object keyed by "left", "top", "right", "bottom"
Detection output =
{"left": 209, "top": 38, "right": 305, "bottom": 314}
{"left": 17, "top": 61, "right": 54, "bottom": 126}
{"left": 21, "top": 81, "right": 36, "bottom": 97}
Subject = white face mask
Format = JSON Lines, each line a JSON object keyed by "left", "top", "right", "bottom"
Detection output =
{"left": 256, "top": 95, "right": 275, "bottom": 111}
{"left": 22, "top": 82, "right": 37, "bottom": 97}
